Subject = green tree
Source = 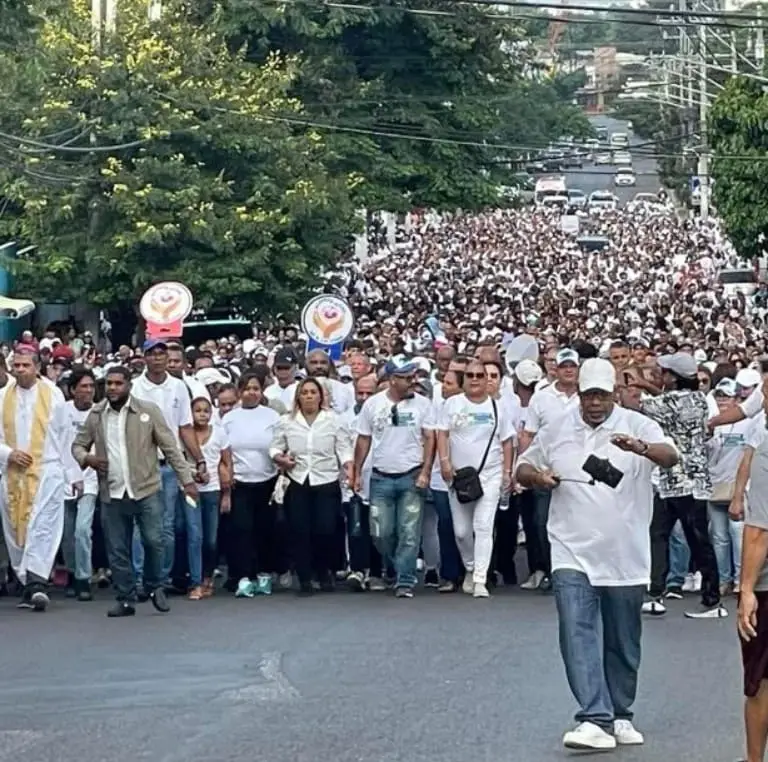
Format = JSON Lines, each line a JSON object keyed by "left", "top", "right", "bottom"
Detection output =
{"left": 709, "top": 76, "right": 768, "bottom": 259}
{"left": 217, "top": 0, "right": 591, "bottom": 211}
{"left": 0, "top": 0, "right": 359, "bottom": 311}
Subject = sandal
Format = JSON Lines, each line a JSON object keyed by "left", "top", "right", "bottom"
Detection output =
{"left": 201, "top": 578, "right": 214, "bottom": 598}
{"left": 188, "top": 586, "right": 204, "bottom": 601}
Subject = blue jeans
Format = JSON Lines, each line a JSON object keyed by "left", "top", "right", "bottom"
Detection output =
{"left": 369, "top": 470, "right": 425, "bottom": 588}
{"left": 102, "top": 491, "right": 165, "bottom": 602}
{"left": 667, "top": 521, "right": 690, "bottom": 588}
{"left": 552, "top": 569, "right": 644, "bottom": 731}
{"left": 62, "top": 494, "right": 97, "bottom": 581}
{"left": 431, "top": 489, "right": 462, "bottom": 582}
{"left": 132, "top": 465, "right": 182, "bottom": 585}
{"left": 198, "top": 491, "right": 220, "bottom": 580}
{"left": 708, "top": 501, "right": 743, "bottom": 585}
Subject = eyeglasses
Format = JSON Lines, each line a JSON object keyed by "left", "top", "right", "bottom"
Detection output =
{"left": 466, "top": 372, "right": 487, "bottom": 380}
{"left": 487, "top": 373, "right": 500, "bottom": 381}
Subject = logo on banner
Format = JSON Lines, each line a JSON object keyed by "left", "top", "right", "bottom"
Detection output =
{"left": 139, "top": 281, "right": 193, "bottom": 339}
{"left": 301, "top": 295, "right": 354, "bottom": 346}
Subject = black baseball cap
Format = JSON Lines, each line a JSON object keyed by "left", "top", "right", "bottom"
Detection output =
{"left": 274, "top": 347, "right": 298, "bottom": 366}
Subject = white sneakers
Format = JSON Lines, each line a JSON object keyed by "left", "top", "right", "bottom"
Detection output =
{"left": 563, "top": 722, "right": 616, "bottom": 750}
{"left": 641, "top": 598, "right": 667, "bottom": 616}
{"left": 520, "top": 570, "right": 545, "bottom": 590}
{"left": 462, "top": 575, "right": 475, "bottom": 594}
{"left": 562, "top": 720, "right": 644, "bottom": 750}
{"left": 473, "top": 583, "right": 490, "bottom": 598}
{"left": 614, "top": 719, "right": 645, "bottom": 745}
{"left": 682, "top": 571, "right": 702, "bottom": 592}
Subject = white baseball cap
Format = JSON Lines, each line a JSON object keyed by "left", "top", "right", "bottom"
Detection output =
{"left": 556, "top": 348, "right": 580, "bottom": 367}
{"left": 514, "top": 359, "right": 543, "bottom": 387}
{"left": 578, "top": 358, "right": 616, "bottom": 393}
{"left": 736, "top": 368, "right": 761, "bottom": 388}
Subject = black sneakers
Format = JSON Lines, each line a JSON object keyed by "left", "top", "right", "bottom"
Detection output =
{"left": 150, "top": 588, "right": 171, "bottom": 613}
{"left": 107, "top": 602, "right": 136, "bottom": 618}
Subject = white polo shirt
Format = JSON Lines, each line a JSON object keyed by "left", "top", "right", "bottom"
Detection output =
{"left": 356, "top": 391, "right": 431, "bottom": 474}
{"left": 517, "top": 405, "right": 673, "bottom": 587}
{"left": 131, "top": 372, "right": 193, "bottom": 446}
{"left": 524, "top": 382, "right": 579, "bottom": 436}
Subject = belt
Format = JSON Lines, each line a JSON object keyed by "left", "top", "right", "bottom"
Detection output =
{"left": 372, "top": 465, "right": 422, "bottom": 479}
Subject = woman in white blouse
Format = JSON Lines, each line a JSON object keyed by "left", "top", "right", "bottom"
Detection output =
{"left": 270, "top": 378, "right": 353, "bottom": 596}
{"left": 222, "top": 371, "right": 280, "bottom": 598}
{"left": 436, "top": 359, "right": 515, "bottom": 598}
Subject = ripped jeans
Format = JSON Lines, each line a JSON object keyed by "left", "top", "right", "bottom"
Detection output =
{"left": 369, "top": 469, "right": 425, "bottom": 589}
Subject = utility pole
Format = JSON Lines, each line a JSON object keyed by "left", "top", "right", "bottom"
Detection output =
{"left": 698, "top": 13, "right": 710, "bottom": 221}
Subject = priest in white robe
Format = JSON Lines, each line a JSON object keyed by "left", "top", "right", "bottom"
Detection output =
{"left": 0, "top": 347, "right": 81, "bottom": 611}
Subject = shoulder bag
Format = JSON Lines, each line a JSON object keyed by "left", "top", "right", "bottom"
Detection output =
{"left": 452, "top": 398, "right": 498, "bottom": 504}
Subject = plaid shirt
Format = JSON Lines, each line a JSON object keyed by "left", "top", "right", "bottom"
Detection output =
{"left": 642, "top": 390, "right": 711, "bottom": 500}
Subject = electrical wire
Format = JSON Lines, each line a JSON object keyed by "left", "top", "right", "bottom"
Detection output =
{"left": 0, "top": 129, "right": 147, "bottom": 153}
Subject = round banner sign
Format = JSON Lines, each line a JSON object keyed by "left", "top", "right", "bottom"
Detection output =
{"left": 139, "top": 281, "right": 193, "bottom": 339}
{"left": 301, "top": 295, "right": 354, "bottom": 346}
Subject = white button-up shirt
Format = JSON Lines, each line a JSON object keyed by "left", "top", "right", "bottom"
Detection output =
{"left": 103, "top": 403, "right": 134, "bottom": 500}
{"left": 269, "top": 410, "right": 353, "bottom": 487}
{"left": 517, "top": 405, "right": 674, "bottom": 587}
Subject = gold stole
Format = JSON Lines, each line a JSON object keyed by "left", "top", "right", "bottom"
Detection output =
{"left": 3, "top": 382, "right": 52, "bottom": 546}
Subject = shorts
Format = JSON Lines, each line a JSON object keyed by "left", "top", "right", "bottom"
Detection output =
{"left": 740, "top": 591, "right": 768, "bottom": 697}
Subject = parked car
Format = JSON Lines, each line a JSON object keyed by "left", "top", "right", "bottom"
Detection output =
{"left": 595, "top": 151, "right": 612, "bottom": 165}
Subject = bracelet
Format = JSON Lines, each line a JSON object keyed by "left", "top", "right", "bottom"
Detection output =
{"left": 637, "top": 441, "right": 649, "bottom": 455}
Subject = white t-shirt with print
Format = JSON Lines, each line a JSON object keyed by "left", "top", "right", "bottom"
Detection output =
{"left": 356, "top": 391, "right": 431, "bottom": 473}
{"left": 436, "top": 394, "right": 515, "bottom": 476}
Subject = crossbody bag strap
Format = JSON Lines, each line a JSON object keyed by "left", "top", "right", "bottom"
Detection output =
{"left": 477, "top": 397, "right": 498, "bottom": 475}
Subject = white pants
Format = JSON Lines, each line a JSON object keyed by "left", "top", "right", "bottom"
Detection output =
{"left": 448, "top": 471, "right": 501, "bottom": 584}
{"left": 1, "top": 473, "right": 65, "bottom": 586}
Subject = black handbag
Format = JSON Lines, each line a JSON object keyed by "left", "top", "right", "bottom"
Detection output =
{"left": 451, "top": 398, "right": 498, "bottom": 504}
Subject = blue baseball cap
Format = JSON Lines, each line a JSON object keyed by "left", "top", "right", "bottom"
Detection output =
{"left": 142, "top": 338, "right": 169, "bottom": 353}
{"left": 385, "top": 356, "right": 419, "bottom": 376}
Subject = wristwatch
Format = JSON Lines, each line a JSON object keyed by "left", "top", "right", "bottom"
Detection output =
{"left": 636, "top": 440, "right": 649, "bottom": 456}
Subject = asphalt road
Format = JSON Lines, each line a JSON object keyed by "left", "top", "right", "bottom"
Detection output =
{"left": 0, "top": 583, "right": 746, "bottom": 762}
{"left": 564, "top": 115, "right": 663, "bottom": 207}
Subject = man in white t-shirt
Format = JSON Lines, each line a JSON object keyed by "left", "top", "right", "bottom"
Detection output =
{"left": 131, "top": 339, "right": 204, "bottom": 588}
{"left": 516, "top": 359, "right": 678, "bottom": 752}
{"left": 340, "top": 374, "right": 385, "bottom": 591}
{"left": 61, "top": 368, "right": 99, "bottom": 601}
{"left": 353, "top": 358, "right": 433, "bottom": 598}
{"left": 264, "top": 347, "right": 300, "bottom": 409}
{"left": 518, "top": 347, "right": 581, "bottom": 590}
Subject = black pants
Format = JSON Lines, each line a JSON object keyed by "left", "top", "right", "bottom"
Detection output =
{"left": 228, "top": 478, "right": 278, "bottom": 582}
{"left": 343, "top": 497, "right": 383, "bottom": 577}
{"left": 285, "top": 478, "right": 341, "bottom": 585}
{"left": 649, "top": 494, "right": 720, "bottom": 606}
{"left": 492, "top": 500, "right": 519, "bottom": 585}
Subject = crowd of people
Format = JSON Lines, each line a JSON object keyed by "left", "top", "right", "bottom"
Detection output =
{"left": 2, "top": 204, "right": 768, "bottom": 759}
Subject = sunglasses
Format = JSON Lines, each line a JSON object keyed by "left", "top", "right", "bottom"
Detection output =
{"left": 466, "top": 372, "right": 487, "bottom": 380}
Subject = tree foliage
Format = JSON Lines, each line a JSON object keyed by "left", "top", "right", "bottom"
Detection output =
{"left": 0, "top": 0, "right": 359, "bottom": 311}
{"left": 709, "top": 76, "right": 768, "bottom": 259}
{"left": 0, "top": 0, "right": 594, "bottom": 313}
{"left": 216, "top": 0, "right": 592, "bottom": 211}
